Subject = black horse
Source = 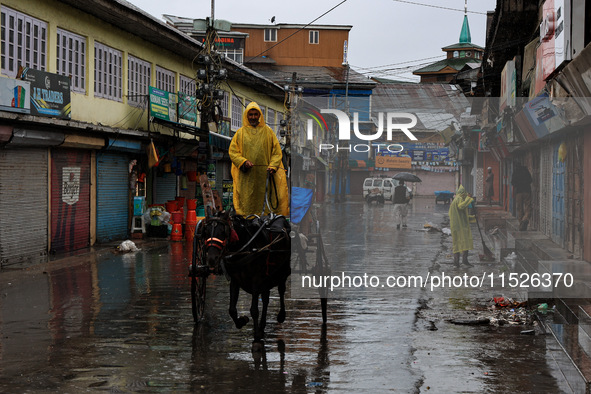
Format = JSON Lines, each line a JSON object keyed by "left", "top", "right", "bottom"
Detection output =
{"left": 198, "top": 209, "right": 291, "bottom": 344}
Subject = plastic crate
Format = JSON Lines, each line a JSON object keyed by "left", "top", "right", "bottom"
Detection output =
{"left": 434, "top": 191, "right": 454, "bottom": 204}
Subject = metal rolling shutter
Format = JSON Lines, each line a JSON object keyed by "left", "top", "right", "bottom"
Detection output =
{"left": 0, "top": 149, "right": 48, "bottom": 267}
{"left": 51, "top": 149, "right": 91, "bottom": 253}
{"left": 153, "top": 173, "right": 177, "bottom": 205}
{"left": 97, "top": 152, "right": 129, "bottom": 243}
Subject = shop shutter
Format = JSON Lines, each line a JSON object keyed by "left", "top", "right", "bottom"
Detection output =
{"left": 153, "top": 173, "right": 177, "bottom": 204}
{"left": 51, "top": 149, "right": 91, "bottom": 253}
{"left": 0, "top": 149, "right": 48, "bottom": 267}
{"left": 97, "top": 152, "right": 129, "bottom": 243}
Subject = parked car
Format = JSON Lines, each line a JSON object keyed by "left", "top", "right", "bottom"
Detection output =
{"left": 363, "top": 177, "right": 415, "bottom": 202}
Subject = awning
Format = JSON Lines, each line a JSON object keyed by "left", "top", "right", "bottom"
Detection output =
{"left": 61, "top": 135, "right": 105, "bottom": 149}
{"left": 348, "top": 159, "right": 374, "bottom": 168}
{"left": 209, "top": 131, "right": 231, "bottom": 150}
{"left": 315, "top": 156, "right": 329, "bottom": 168}
{"left": 106, "top": 138, "right": 142, "bottom": 153}
{"left": 8, "top": 128, "right": 64, "bottom": 147}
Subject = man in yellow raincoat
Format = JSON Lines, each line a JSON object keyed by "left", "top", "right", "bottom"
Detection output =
{"left": 229, "top": 102, "right": 289, "bottom": 217}
{"left": 448, "top": 185, "right": 474, "bottom": 267}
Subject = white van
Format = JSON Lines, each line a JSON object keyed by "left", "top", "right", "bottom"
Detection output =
{"left": 362, "top": 177, "right": 395, "bottom": 201}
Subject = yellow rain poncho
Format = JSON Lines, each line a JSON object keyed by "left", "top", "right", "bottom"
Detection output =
{"left": 229, "top": 102, "right": 289, "bottom": 217}
{"left": 448, "top": 185, "right": 474, "bottom": 254}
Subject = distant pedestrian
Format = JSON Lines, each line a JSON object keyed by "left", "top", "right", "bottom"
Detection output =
{"left": 449, "top": 185, "right": 474, "bottom": 267}
{"left": 393, "top": 180, "right": 411, "bottom": 229}
{"left": 485, "top": 167, "right": 494, "bottom": 206}
{"left": 511, "top": 164, "right": 532, "bottom": 231}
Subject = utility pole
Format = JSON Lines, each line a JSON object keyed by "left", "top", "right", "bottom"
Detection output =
{"left": 282, "top": 72, "right": 298, "bottom": 190}
{"left": 194, "top": 1, "right": 227, "bottom": 206}
{"left": 340, "top": 62, "right": 350, "bottom": 202}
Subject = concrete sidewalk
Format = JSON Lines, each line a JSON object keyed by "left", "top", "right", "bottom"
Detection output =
{"left": 476, "top": 204, "right": 591, "bottom": 393}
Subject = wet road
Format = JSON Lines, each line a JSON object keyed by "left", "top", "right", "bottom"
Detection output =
{"left": 0, "top": 197, "right": 569, "bottom": 393}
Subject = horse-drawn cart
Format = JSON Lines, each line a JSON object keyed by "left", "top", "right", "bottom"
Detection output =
{"left": 188, "top": 177, "right": 329, "bottom": 342}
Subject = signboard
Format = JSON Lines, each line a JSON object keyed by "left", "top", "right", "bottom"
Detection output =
{"left": 500, "top": 59, "right": 516, "bottom": 112}
{"left": 222, "top": 179, "right": 233, "bottom": 208}
{"left": 0, "top": 77, "right": 30, "bottom": 114}
{"left": 478, "top": 132, "right": 490, "bottom": 152}
{"left": 520, "top": 92, "right": 566, "bottom": 139}
{"left": 178, "top": 92, "right": 197, "bottom": 123}
{"left": 193, "top": 35, "right": 244, "bottom": 50}
{"left": 538, "top": 0, "right": 571, "bottom": 81}
{"left": 149, "top": 86, "right": 177, "bottom": 122}
{"left": 62, "top": 167, "right": 81, "bottom": 205}
{"left": 20, "top": 68, "right": 71, "bottom": 119}
{"left": 377, "top": 142, "right": 451, "bottom": 163}
{"left": 375, "top": 155, "right": 412, "bottom": 169}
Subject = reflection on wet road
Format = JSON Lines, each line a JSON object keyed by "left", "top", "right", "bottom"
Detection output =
{"left": 0, "top": 198, "right": 566, "bottom": 392}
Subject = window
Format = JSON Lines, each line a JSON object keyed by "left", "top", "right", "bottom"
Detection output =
{"left": 219, "top": 90, "right": 229, "bottom": 118}
{"left": 222, "top": 49, "right": 243, "bottom": 64}
{"left": 179, "top": 74, "right": 195, "bottom": 96}
{"left": 267, "top": 108, "right": 276, "bottom": 132}
{"left": 1, "top": 6, "right": 47, "bottom": 77}
{"left": 128, "top": 55, "right": 151, "bottom": 106}
{"left": 453, "top": 50, "right": 459, "bottom": 58}
{"left": 56, "top": 29, "right": 86, "bottom": 93}
{"left": 460, "top": 50, "right": 465, "bottom": 58}
{"left": 94, "top": 42, "right": 122, "bottom": 101}
{"left": 466, "top": 51, "right": 472, "bottom": 57}
{"left": 309, "top": 30, "right": 319, "bottom": 44}
{"left": 264, "top": 28, "right": 277, "bottom": 42}
{"left": 156, "top": 66, "right": 175, "bottom": 92}
{"left": 231, "top": 95, "right": 242, "bottom": 130}
{"left": 259, "top": 104, "right": 266, "bottom": 120}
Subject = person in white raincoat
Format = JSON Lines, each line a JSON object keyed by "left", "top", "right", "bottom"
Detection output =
{"left": 229, "top": 102, "right": 289, "bottom": 217}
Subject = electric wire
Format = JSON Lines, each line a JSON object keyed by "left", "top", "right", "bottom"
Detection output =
{"left": 391, "top": 0, "right": 488, "bottom": 15}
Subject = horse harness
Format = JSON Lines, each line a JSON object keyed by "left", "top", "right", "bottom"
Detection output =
{"left": 200, "top": 214, "right": 290, "bottom": 276}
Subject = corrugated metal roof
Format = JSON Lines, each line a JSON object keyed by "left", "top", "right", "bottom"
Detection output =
{"left": 251, "top": 66, "right": 376, "bottom": 89}
{"left": 413, "top": 57, "right": 481, "bottom": 74}
{"left": 371, "top": 83, "right": 470, "bottom": 131}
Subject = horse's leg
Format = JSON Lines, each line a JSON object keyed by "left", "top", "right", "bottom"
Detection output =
{"left": 250, "top": 292, "right": 262, "bottom": 343}
{"left": 277, "top": 281, "right": 286, "bottom": 323}
{"left": 229, "top": 281, "right": 249, "bottom": 329}
{"left": 260, "top": 290, "right": 270, "bottom": 335}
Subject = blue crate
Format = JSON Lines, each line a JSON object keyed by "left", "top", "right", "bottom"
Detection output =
{"left": 434, "top": 191, "right": 454, "bottom": 204}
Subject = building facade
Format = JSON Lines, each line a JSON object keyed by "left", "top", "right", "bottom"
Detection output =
{"left": 0, "top": 0, "right": 285, "bottom": 267}
{"left": 469, "top": 0, "right": 591, "bottom": 260}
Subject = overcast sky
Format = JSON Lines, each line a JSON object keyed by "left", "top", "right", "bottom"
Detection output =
{"left": 126, "top": 0, "right": 496, "bottom": 82}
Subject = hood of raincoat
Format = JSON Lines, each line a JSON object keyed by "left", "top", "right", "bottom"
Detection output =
{"left": 242, "top": 101, "right": 266, "bottom": 129}
{"left": 456, "top": 185, "right": 467, "bottom": 197}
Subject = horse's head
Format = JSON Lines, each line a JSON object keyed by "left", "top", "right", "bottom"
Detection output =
{"left": 196, "top": 209, "right": 237, "bottom": 270}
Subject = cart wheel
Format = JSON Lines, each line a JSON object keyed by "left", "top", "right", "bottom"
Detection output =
{"left": 191, "top": 274, "right": 207, "bottom": 322}
{"left": 191, "top": 236, "right": 207, "bottom": 323}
